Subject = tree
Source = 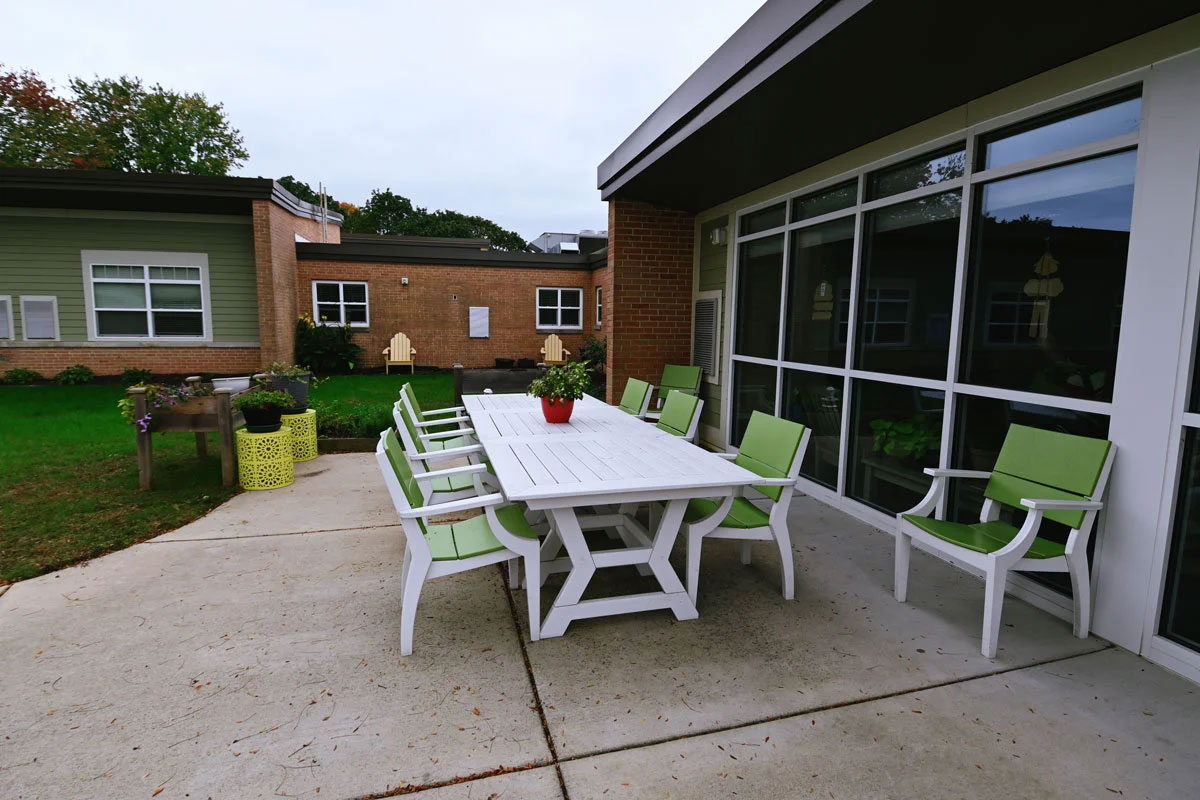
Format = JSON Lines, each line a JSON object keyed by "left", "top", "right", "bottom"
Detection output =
{"left": 338, "top": 187, "right": 530, "bottom": 251}
{"left": 0, "top": 66, "right": 77, "bottom": 168}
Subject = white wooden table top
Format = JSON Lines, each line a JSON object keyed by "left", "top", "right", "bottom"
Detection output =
{"left": 462, "top": 394, "right": 760, "bottom": 508}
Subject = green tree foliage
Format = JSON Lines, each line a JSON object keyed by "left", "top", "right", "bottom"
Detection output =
{"left": 0, "top": 65, "right": 247, "bottom": 174}
{"left": 339, "top": 188, "right": 530, "bottom": 251}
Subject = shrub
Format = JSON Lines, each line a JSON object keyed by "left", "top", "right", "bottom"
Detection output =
{"left": 2, "top": 368, "right": 43, "bottom": 385}
{"left": 121, "top": 367, "right": 153, "bottom": 386}
{"left": 311, "top": 399, "right": 392, "bottom": 439}
{"left": 295, "top": 315, "right": 362, "bottom": 375}
{"left": 579, "top": 335, "right": 606, "bottom": 368}
{"left": 55, "top": 364, "right": 96, "bottom": 385}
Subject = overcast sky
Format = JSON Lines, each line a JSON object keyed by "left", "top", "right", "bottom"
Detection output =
{"left": 3, "top": 0, "right": 763, "bottom": 240}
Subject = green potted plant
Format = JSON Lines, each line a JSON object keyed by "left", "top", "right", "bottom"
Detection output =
{"left": 256, "top": 362, "right": 312, "bottom": 413}
{"left": 527, "top": 361, "right": 592, "bottom": 423}
{"left": 235, "top": 389, "right": 296, "bottom": 433}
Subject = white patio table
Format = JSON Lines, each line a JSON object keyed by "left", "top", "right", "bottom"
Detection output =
{"left": 462, "top": 393, "right": 762, "bottom": 637}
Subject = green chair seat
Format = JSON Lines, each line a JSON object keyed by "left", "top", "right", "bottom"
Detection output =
{"left": 431, "top": 472, "right": 476, "bottom": 494}
{"left": 685, "top": 497, "right": 771, "bottom": 529}
{"left": 425, "top": 504, "right": 540, "bottom": 560}
{"left": 901, "top": 515, "right": 1065, "bottom": 559}
{"left": 427, "top": 435, "right": 472, "bottom": 452}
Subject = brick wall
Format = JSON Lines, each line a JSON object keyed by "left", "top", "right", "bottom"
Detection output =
{"left": 295, "top": 259, "right": 602, "bottom": 368}
{"left": 604, "top": 200, "right": 695, "bottom": 403}
{"left": 1, "top": 346, "right": 261, "bottom": 377}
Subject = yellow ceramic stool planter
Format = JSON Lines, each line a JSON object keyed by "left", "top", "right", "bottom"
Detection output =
{"left": 236, "top": 427, "right": 295, "bottom": 490}
{"left": 281, "top": 409, "right": 319, "bottom": 462}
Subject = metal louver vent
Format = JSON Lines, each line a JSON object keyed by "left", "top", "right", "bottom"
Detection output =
{"left": 693, "top": 295, "right": 719, "bottom": 380}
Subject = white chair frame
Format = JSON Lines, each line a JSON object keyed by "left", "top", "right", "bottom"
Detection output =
{"left": 392, "top": 401, "right": 491, "bottom": 502}
{"left": 893, "top": 444, "right": 1117, "bottom": 658}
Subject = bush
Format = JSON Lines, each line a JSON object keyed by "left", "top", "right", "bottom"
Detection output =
{"left": 311, "top": 399, "right": 392, "bottom": 439}
{"left": 579, "top": 335, "right": 606, "bottom": 368}
{"left": 2, "top": 368, "right": 43, "bottom": 385}
{"left": 121, "top": 367, "right": 153, "bottom": 386}
{"left": 295, "top": 315, "right": 362, "bottom": 375}
{"left": 55, "top": 364, "right": 96, "bottom": 385}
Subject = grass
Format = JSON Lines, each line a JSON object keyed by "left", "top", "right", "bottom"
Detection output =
{"left": 0, "top": 372, "right": 453, "bottom": 584}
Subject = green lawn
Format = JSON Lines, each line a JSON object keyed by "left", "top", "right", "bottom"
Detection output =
{"left": 0, "top": 373, "right": 452, "bottom": 584}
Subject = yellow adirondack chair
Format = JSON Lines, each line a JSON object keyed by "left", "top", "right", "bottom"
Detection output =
{"left": 384, "top": 332, "right": 416, "bottom": 374}
{"left": 540, "top": 334, "right": 570, "bottom": 365}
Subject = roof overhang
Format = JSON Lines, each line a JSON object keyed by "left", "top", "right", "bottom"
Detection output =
{"left": 598, "top": 0, "right": 1200, "bottom": 212}
{"left": 297, "top": 240, "right": 607, "bottom": 271}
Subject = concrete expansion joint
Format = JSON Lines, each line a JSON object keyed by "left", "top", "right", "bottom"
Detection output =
{"left": 147, "top": 522, "right": 398, "bottom": 543}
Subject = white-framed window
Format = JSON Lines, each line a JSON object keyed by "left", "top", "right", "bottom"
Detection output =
{"left": 81, "top": 251, "right": 210, "bottom": 341}
{"left": 20, "top": 296, "right": 60, "bottom": 341}
{"left": 0, "top": 296, "right": 12, "bottom": 340}
{"left": 537, "top": 287, "right": 583, "bottom": 330}
{"left": 595, "top": 286, "right": 603, "bottom": 329}
{"left": 312, "top": 281, "right": 369, "bottom": 327}
{"left": 984, "top": 286, "right": 1038, "bottom": 345}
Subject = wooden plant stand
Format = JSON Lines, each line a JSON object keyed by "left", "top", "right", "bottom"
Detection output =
{"left": 128, "top": 377, "right": 245, "bottom": 490}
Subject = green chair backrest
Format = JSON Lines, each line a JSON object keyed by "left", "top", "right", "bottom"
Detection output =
{"left": 401, "top": 382, "right": 424, "bottom": 419}
{"left": 983, "top": 424, "right": 1113, "bottom": 528}
{"left": 659, "top": 364, "right": 702, "bottom": 396}
{"left": 394, "top": 400, "right": 429, "bottom": 454}
{"left": 736, "top": 411, "right": 806, "bottom": 502}
{"left": 381, "top": 428, "right": 426, "bottom": 514}
{"left": 618, "top": 378, "right": 651, "bottom": 415}
{"left": 656, "top": 391, "right": 701, "bottom": 437}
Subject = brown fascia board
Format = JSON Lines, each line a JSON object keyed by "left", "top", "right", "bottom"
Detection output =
{"left": 297, "top": 241, "right": 606, "bottom": 271}
{"left": 340, "top": 233, "right": 489, "bottom": 249}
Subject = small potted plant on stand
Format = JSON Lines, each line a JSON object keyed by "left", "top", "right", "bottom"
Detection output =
{"left": 235, "top": 389, "right": 296, "bottom": 433}
{"left": 257, "top": 362, "right": 313, "bottom": 413}
{"left": 527, "top": 361, "right": 591, "bottom": 423}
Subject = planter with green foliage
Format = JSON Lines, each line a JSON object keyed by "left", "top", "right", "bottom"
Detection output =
{"left": 235, "top": 389, "right": 296, "bottom": 433}
{"left": 256, "top": 362, "right": 313, "bottom": 413}
{"left": 527, "top": 361, "right": 592, "bottom": 423}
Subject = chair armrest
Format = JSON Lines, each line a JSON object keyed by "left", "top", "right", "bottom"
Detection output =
{"left": 415, "top": 463, "right": 490, "bottom": 481}
{"left": 923, "top": 468, "right": 992, "bottom": 479}
{"left": 1020, "top": 498, "right": 1104, "bottom": 512}
{"left": 746, "top": 476, "right": 798, "bottom": 487}
{"left": 409, "top": 444, "right": 484, "bottom": 461}
{"left": 420, "top": 428, "right": 476, "bottom": 441}
{"left": 644, "top": 411, "right": 662, "bottom": 421}
{"left": 714, "top": 452, "right": 737, "bottom": 460}
{"left": 413, "top": 416, "right": 470, "bottom": 428}
{"left": 423, "top": 405, "right": 466, "bottom": 416}
{"left": 399, "top": 492, "right": 505, "bottom": 518}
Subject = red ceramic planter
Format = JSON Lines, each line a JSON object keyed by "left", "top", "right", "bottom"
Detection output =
{"left": 541, "top": 397, "right": 575, "bottom": 423}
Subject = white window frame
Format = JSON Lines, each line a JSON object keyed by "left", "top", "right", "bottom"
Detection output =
{"left": 81, "top": 250, "right": 211, "bottom": 342}
{"left": 312, "top": 280, "right": 370, "bottom": 328}
{"left": 19, "top": 295, "right": 60, "bottom": 341}
{"left": 536, "top": 286, "right": 584, "bottom": 331}
{"left": 595, "top": 286, "right": 603, "bottom": 329}
{"left": 0, "top": 295, "right": 13, "bottom": 340}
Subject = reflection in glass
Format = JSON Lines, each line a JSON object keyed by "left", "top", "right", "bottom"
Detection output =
{"left": 153, "top": 312, "right": 204, "bottom": 336}
{"left": 949, "top": 394, "right": 1109, "bottom": 595}
{"left": 792, "top": 180, "right": 857, "bottom": 222}
{"left": 782, "top": 370, "right": 842, "bottom": 488}
{"left": 848, "top": 379, "right": 943, "bottom": 513}
{"left": 734, "top": 235, "right": 784, "bottom": 358}
{"left": 962, "top": 150, "right": 1136, "bottom": 402}
{"left": 981, "top": 92, "right": 1141, "bottom": 170}
{"left": 866, "top": 145, "right": 965, "bottom": 201}
{"left": 739, "top": 203, "right": 786, "bottom": 236}
{"left": 784, "top": 217, "right": 854, "bottom": 367}
{"left": 855, "top": 191, "right": 960, "bottom": 378}
{"left": 97, "top": 311, "right": 149, "bottom": 336}
{"left": 731, "top": 361, "right": 777, "bottom": 446}
{"left": 1161, "top": 427, "right": 1200, "bottom": 650}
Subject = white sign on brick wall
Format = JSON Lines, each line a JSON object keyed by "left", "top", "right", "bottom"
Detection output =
{"left": 469, "top": 306, "right": 489, "bottom": 338}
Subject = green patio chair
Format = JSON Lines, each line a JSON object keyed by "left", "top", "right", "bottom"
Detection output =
{"left": 645, "top": 364, "right": 702, "bottom": 421}
{"left": 400, "top": 382, "right": 470, "bottom": 430}
{"left": 684, "top": 411, "right": 810, "bottom": 602}
{"left": 392, "top": 401, "right": 491, "bottom": 503}
{"left": 654, "top": 390, "right": 703, "bottom": 442}
{"left": 617, "top": 377, "right": 653, "bottom": 418}
{"left": 894, "top": 424, "right": 1116, "bottom": 658}
{"left": 376, "top": 429, "right": 542, "bottom": 654}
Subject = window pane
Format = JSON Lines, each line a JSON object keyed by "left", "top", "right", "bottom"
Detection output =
{"left": 342, "top": 283, "right": 367, "bottom": 303}
{"left": 734, "top": 235, "right": 784, "bottom": 358}
{"left": 97, "top": 310, "right": 149, "bottom": 336}
{"left": 538, "top": 308, "right": 558, "bottom": 327}
{"left": 739, "top": 203, "right": 786, "bottom": 236}
{"left": 1161, "top": 426, "right": 1200, "bottom": 650}
{"left": 561, "top": 290, "right": 581, "bottom": 308}
{"left": 345, "top": 305, "right": 367, "bottom": 324}
{"left": 315, "top": 283, "right": 341, "bottom": 302}
{"left": 150, "top": 283, "right": 202, "bottom": 310}
{"left": 92, "top": 264, "right": 143, "bottom": 279}
{"left": 791, "top": 180, "right": 857, "bottom": 222}
{"left": 317, "top": 303, "right": 342, "bottom": 323}
{"left": 848, "top": 379, "right": 943, "bottom": 514}
{"left": 950, "top": 394, "right": 1108, "bottom": 595}
{"left": 982, "top": 93, "right": 1141, "bottom": 170}
{"left": 782, "top": 369, "right": 842, "bottom": 489}
{"left": 0, "top": 299, "right": 9, "bottom": 340}
{"left": 94, "top": 282, "right": 146, "bottom": 309}
{"left": 148, "top": 266, "right": 200, "bottom": 281}
{"left": 855, "top": 191, "right": 960, "bottom": 378}
{"left": 961, "top": 151, "right": 1136, "bottom": 401}
{"left": 784, "top": 216, "right": 854, "bottom": 367}
{"left": 538, "top": 289, "right": 557, "bottom": 306}
{"left": 153, "top": 311, "right": 203, "bottom": 337}
{"left": 731, "top": 361, "right": 777, "bottom": 446}
{"left": 866, "top": 145, "right": 965, "bottom": 201}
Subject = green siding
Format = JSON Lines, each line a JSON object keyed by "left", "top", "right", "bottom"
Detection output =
{"left": 700, "top": 381, "right": 722, "bottom": 430}
{"left": 0, "top": 212, "right": 257, "bottom": 342}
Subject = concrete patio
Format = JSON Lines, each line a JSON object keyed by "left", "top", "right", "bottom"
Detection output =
{"left": 1, "top": 454, "right": 1197, "bottom": 799}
